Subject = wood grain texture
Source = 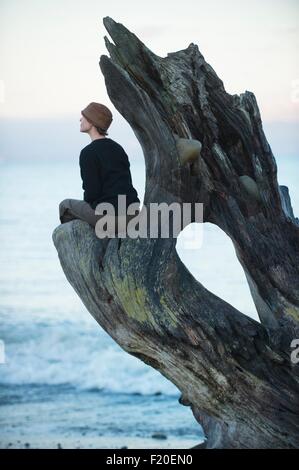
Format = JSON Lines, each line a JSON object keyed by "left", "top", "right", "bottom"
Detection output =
{"left": 52, "top": 17, "right": 299, "bottom": 448}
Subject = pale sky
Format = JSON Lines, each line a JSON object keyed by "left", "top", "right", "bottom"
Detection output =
{"left": 0, "top": 0, "right": 298, "bottom": 321}
{"left": 0, "top": 0, "right": 298, "bottom": 122}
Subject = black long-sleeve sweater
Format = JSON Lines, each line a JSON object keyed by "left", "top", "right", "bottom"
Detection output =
{"left": 79, "top": 138, "right": 140, "bottom": 215}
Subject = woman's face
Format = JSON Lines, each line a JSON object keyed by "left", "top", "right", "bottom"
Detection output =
{"left": 79, "top": 114, "right": 92, "bottom": 133}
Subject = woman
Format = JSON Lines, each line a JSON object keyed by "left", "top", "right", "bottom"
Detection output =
{"left": 59, "top": 102, "right": 140, "bottom": 237}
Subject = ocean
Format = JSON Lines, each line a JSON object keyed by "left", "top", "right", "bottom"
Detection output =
{"left": 0, "top": 155, "right": 297, "bottom": 449}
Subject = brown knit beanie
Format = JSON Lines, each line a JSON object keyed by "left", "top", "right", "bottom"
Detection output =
{"left": 81, "top": 102, "right": 113, "bottom": 135}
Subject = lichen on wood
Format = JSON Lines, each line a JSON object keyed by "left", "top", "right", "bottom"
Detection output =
{"left": 53, "top": 17, "right": 299, "bottom": 448}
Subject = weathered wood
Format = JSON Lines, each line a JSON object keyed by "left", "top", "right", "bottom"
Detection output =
{"left": 52, "top": 17, "right": 299, "bottom": 448}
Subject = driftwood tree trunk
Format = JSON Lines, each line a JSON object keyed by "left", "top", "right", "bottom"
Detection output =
{"left": 53, "top": 17, "right": 299, "bottom": 448}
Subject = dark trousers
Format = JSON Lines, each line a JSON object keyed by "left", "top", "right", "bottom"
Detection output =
{"left": 59, "top": 198, "right": 139, "bottom": 237}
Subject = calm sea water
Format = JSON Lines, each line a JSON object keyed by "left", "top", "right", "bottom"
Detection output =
{"left": 0, "top": 155, "right": 297, "bottom": 448}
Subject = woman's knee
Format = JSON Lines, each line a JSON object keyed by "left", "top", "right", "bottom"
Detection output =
{"left": 59, "top": 199, "right": 73, "bottom": 222}
{"left": 59, "top": 198, "right": 70, "bottom": 211}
